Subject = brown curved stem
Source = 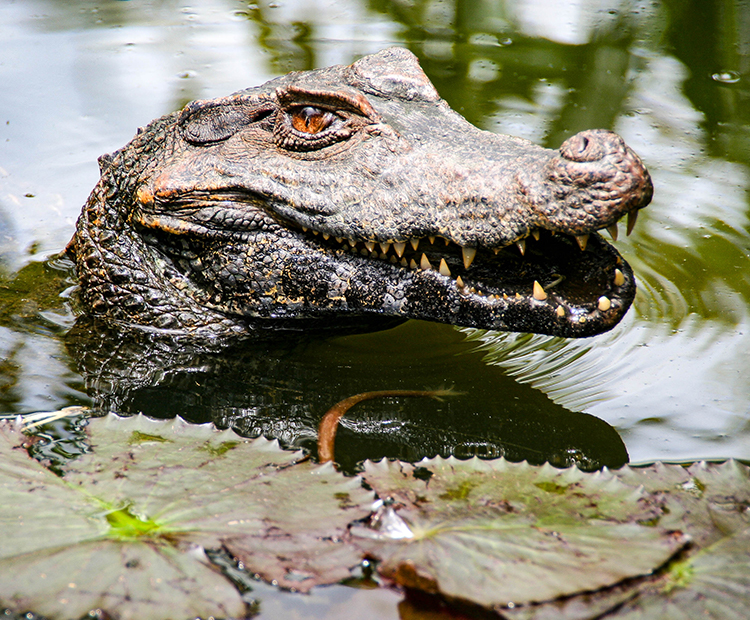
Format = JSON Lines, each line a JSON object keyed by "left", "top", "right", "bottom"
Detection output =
{"left": 317, "top": 389, "right": 455, "bottom": 463}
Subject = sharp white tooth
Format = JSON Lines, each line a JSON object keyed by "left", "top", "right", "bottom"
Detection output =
{"left": 302, "top": 226, "right": 308, "bottom": 232}
{"left": 627, "top": 210, "right": 639, "bottom": 236}
{"left": 531, "top": 229, "right": 540, "bottom": 241}
{"left": 516, "top": 239, "right": 526, "bottom": 256}
{"left": 410, "top": 238, "right": 420, "bottom": 251}
{"left": 312, "top": 230, "right": 319, "bottom": 236}
{"left": 379, "top": 242, "right": 391, "bottom": 254}
{"left": 456, "top": 275, "right": 465, "bottom": 288}
{"left": 575, "top": 234, "right": 589, "bottom": 251}
{"left": 335, "top": 237, "right": 343, "bottom": 243}
{"left": 400, "top": 258, "right": 408, "bottom": 267}
{"left": 606, "top": 223, "right": 619, "bottom": 241}
{"left": 598, "top": 296, "right": 611, "bottom": 311}
{"left": 556, "top": 305, "right": 566, "bottom": 317}
{"left": 444, "top": 237, "right": 450, "bottom": 246}
{"left": 393, "top": 241, "right": 406, "bottom": 257}
{"left": 409, "top": 258, "right": 418, "bottom": 269}
{"left": 533, "top": 280, "right": 547, "bottom": 301}
{"left": 462, "top": 246, "right": 477, "bottom": 269}
{"left": 428, "top": 236, "right": 436, "bottom": 244}
{"left": 364, "top": 241, "right": 375, "bottom": 252}
{"left": 420, "top": 253, "right": 433, "bottom": 270}
{"left": 322, "top": 233, "right": 330, "bottom": 240}
{"left": 439, "top": 258, "right": 451, "bottom": 277}
{"left": 390, "top": 255, "right": 397, "bottom": 263}
{"left": 614, "top": 268, "right": 625, "bottom": 286}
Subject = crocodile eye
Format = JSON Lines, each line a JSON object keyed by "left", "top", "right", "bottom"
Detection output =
{"left": 291, "top": 106, "right": 334, "bottom": 134}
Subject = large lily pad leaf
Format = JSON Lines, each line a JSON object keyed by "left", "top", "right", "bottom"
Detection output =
{"left": 611, "top": 526, "right": 750, "bottom": 620}
{"left": 1, "top": 539, "right": 241, "bottom": 620}
{"left": 355, "top": 457, "right": 689, "bottom": 610}
{"left": 501, "top": 460, "right": 750, "bottom": 620}
{"left": 0, "top": 414, "right": 373, "bottom": 619}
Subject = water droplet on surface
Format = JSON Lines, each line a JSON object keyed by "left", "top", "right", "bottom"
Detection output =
{"left": 711, "top": 71, "right": 740, "bottom": 84}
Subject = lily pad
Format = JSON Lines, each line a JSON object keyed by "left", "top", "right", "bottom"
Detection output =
{"left": 355, "top": 457, "right": 689, "bottom": 610}
{"left": 499, "top": 460, "right": 750, "bottom": 620}
{"left": 612, "top": 526, "right": 750, "bottom": 619}
{"left": 0, "top": 414, "right": 373, "bottom": 619}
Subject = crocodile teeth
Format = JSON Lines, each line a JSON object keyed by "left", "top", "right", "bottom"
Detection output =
{"left": 401, "top": 258, "right": 408, "bottom": 267}
{"left": 516, "top": 239, "right": 526, "bottom": 256}
{"left": 410, "top": 238, "right": 420, "bottom": 251}
{"left": 462, "top": 246, "right": 477, "bottom": 269}
{"left": 428, "top": 236, "right": 436, "bottom": 244}
{"left": 531, "top": 229, "right": 540, "bottom": 241}
{"left": 438, "top": 258, "right": 451, "bottom": 277}
{"left": 598, "top": 296, "right": 611, "bottom": 311}
{"left": 322, "top": 233, "right": 330, "bottom": 240}
{"left": 575, "top": 234, "right": 589, "bottom": 251}
{"left": 556, "top": 305, "right": 566, "bottom": 317}
{"left": 533, "top": 281, "right": 547, "bottom": 301}
{"left": 614, "top": 268, "right": 625, "bottom": 286}
{"left": 606, "top": 223, "right": 618, "bottom": 241}
{"left": 626, "top": 210, "right": 639, "bottom": 236}
{"left": 409, "top": 258, "right": 418, "bottom": 269}
{"left": 420, "top": 253, "right": 433, "bottom": 270}
{"left": 393, "top": 242, "right": 406, "bottom": 258}
{"left": 379, "top": 242, "right": 391, "bottom": 254}
{"left": 456, "top": 275, "right": 465, "bottom": 288}
{"left": 335, "top": 237, "right": 343, "bottom": 243}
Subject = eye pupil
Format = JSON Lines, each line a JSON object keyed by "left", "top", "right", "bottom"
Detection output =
{"left": 291, "top": 106, "right": 332, "bottom": 134}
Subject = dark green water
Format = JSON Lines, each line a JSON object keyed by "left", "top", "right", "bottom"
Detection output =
{"left": 1, "top": 0, "right": 749, "bottom": 618}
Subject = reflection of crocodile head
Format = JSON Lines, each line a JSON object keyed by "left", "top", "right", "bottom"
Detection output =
{"left": 66, "top": 316, "right": 629, "bottom": 473}
{"left": 67, "top": 48, "right": 651, "bottom": 340}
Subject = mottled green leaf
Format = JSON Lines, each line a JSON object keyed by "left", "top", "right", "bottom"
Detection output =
{"left": 503, "top": 460, "right": 750, "bottom": 620}
{"left": 611, "top": 527, "right": 750, "bottom": 620}
{"left": 0, "top": 414, "right": 373, "bottom": 620}
{"left": 356, "top": 457, "right": 688, "bottom": 609}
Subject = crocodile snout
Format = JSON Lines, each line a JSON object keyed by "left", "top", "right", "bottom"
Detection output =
{"left": 535, "top": 129, "right": 653, "bottom": 235}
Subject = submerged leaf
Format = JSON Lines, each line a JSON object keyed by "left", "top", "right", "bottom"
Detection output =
{"left": 0, "top": 414, "right": 373, "bottom": 619}
{"left": 356, "top": 457, "right": 688, "bottom": 609}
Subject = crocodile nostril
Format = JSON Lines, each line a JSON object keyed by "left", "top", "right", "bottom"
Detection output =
{"left": 559, "top": 129, "right": 617, "bottom": 162}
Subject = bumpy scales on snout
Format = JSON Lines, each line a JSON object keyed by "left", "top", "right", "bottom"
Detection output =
{"left": 68, "top": 47, "right": 653, "bottom": 339}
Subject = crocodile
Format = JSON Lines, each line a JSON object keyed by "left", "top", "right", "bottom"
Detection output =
{"left": 67, "top": 47, "right": 653, "bottom": 340}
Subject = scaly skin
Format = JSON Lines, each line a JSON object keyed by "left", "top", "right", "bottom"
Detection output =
{"left": 68, "top": 48, "right": 653, "bottom": 340}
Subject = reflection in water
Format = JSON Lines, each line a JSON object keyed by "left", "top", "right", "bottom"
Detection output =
{"left": 65, "top": 313, "right": 628, "bottom": 473}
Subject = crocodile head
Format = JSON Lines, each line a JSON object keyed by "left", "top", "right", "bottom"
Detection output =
{"left": 69, "top": 47, "right": 653, "bottom": 339}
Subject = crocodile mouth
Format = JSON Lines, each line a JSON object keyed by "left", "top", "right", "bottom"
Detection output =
{"left": 303, "top": 224, "right": 635, "bottom": 336}
{"left": 139, "top": 189, "right": 636, "bottom": 336}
